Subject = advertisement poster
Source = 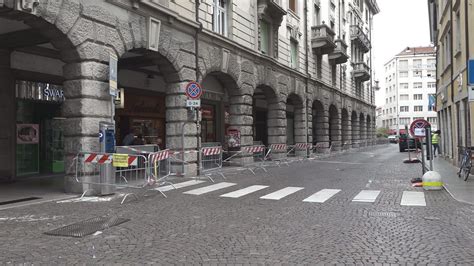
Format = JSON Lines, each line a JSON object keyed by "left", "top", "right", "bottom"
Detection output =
{"left": 226, "top": 128, "right": 241, "bottom": 148}
{"left": 17, "top": 124, "right": 39, "bottom": 144}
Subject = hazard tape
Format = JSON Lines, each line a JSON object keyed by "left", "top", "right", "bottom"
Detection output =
{"left": 295, "top": 143, "right": 311, "bottom": 149}
{"left": 84, "top": 153, "right": 138, "bottom": 166}
{"left": 270, "top": 144, "right": 287, "bottom": 151}
{"left": 202, "top": 147, "right": 222, "bottom": 156}
{"left": 243, "top": 146, "right": 265, "bottom": 153}
{"left": 84, "top": 153, "right": 112, "bottom": 164}
{"left": 149, "top": 150, "right": 170, "bottom": 164}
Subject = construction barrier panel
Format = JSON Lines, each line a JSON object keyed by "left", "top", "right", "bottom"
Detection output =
{"left": 265, "top": 144, "right": 290, "bottom": 167}
{"left": 240, "top": 145, "right": 267, "bottom": 174}
{"left": 75, "top": 152, "right": 149, "bottom": 204}
{"left": 311, "top": 142, "right": 332, "bottom": 158}
{"left": 147, "top": 149, "right": 174, "bottom": 197}
{"left": 200, "top": 146, "right": 224, "bottom": 182}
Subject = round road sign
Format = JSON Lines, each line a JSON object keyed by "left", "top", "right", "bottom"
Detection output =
{"left": 409, "top": 119, "right": 431, "bottom": 138}
{"left": 185, "top": 81, "right": 203, "bottom": 99}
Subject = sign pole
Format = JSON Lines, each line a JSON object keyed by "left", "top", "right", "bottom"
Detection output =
{"left": 420, "top": 137, "right": 426, "bottom": 175}
{"left": 426, "top": 126, "right": 433, "bottom": 171}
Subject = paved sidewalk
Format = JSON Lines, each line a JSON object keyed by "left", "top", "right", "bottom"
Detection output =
{"left": 432, "top": 156, "right": 474, "bottom": 205}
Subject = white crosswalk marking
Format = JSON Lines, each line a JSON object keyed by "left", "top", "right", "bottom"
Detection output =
{"left": 303, "top": 189, "right": 341, "bottom": 203}
{"left": 155, "top": 180, "right": 206, "bottom": 192}
{"left": 352, "top": 190, "right": 381, "bottom": 203}
{"left": 220, "top": 185, "right": 268, "bottom": 198}
{"left": 183, "top": 182, "right": 236, "bottom": 195}
{"left": 401, "top": 191, "right": 426, "bottom": 206}
{"left": 260, "top": 187, "right": 304, "bottom": 200}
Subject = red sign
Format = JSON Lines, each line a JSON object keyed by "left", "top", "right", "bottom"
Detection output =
{"left": 409, "top": 119, "right": 431, "bottom": 138}
{"left": 185, "top": 81, "right": 203, "bottom": 99}
{"left": 226, "top": 128, "right": 241, "bottom": 148}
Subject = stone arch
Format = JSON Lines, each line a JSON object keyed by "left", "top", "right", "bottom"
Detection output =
{"left": 329, "top": 104, "right": 341, "bottom": 150}
{"left": 0, "top": 8, "right": 82, "bottom": 183}
{"left": 359, "top": 113, "right": 367, "bottom": 145}
{"left": 253, "top": 84, "right": 281, "bottom": 146}
{"left": 198, "top": 71, "right": 252, "bottom": 148}
{"left": 351, "top": 111, "right": 359, "bottom": 148}
{"left": 312, "top": 99, "right": 327, "bottom": 147}
{"left": 286, "top": 93, "right": 305, "bottom": 145}
{"left": 341, "top": 108, "right": 350, "bottom": 149}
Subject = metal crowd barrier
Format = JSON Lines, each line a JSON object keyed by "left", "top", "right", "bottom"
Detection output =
{"left": 199, "top": 146, "right": 225, "bottom": 182}
{"left": 265, "top": 144, "right": 290, "bottom": 167}
{"left": 310, "top": 142, "right": 332, "bottom": 158}
{"left": 222, "top": 145, "right": 268, "bottom": 175}
{"left": 75, "top": 152, "right": 150, "bottom": 204}
{"left": 147, "top": 149, "right": 174, "bottom": 197}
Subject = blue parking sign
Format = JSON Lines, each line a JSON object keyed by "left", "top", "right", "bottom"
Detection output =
{"left": 469, "top": 59, "right": 474, "bottom": 85}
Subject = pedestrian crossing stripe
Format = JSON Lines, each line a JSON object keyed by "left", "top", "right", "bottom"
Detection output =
{"left": 177, "top": 181, "right": 430, "bottom": 207}
{"left": 303, "top": 189, "right": 341, "bottom": 203}
{"left": 260, "top": 187, "right": 304, "bottom": 200}
{"left": 352, "top": 190, "right": 380, "bottom": 203}
{"left": 183, "top": 182, "right": 236, "bottom": 195}
{"left": 220, "top": 185, "right": 268, "bottom": 198}
{"left": 400, "top": 191, "right": 426, "bottom": 206}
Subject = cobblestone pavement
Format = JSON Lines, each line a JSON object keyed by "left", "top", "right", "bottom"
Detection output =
{"left": 2, "top": 144, "right": 474, "bottom": 264}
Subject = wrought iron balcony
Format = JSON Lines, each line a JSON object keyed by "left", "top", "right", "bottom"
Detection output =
{"left": 328, "top": 39, "right": 348, "bottom": 64}
{"left": 352, "top": 62, "right": 371, "bottom": 82}
{"left": 311, "top": 24, "right": 336, "bottom": 55}
{"left": 350, "top": 25, "right": 371, "bottom": 53}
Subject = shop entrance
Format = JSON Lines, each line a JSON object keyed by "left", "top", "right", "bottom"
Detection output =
{"left": 15, "top": 82, "right": 65, "bottom": 177}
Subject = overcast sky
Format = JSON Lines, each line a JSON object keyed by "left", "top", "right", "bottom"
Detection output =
{"left": 372, "top": 0, "right": 432, "bottom": 107}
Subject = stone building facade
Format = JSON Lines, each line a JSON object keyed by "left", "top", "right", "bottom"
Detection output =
{"left": 0, "top": 0, "right": 379, "bottom": 192}
{"left": 428, "top": 0, "right": 473, "bottom": 164}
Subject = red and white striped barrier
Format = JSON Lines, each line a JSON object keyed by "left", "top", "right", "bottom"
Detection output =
{"left": 84, "top": 153, "right": 112, "bottom": 164}
{"left": 83, "top": 153, "right": 138, "bottom": 166}
{"left": 295, "top": 143, "right": 312, "bottom": 150}
{"left": 269, "top": 144, "right": 287, "bottom": 151}
{"left": 202, "top": 147, "right": 222, "bottom": 156}
{"left": 243, "top": 145, "right": 266, "bottom": 153}
{"left": 149, "top": 149, "right": 170, "bottom": 164}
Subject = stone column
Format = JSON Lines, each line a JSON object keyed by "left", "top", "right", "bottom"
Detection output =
{"left": 294, "top": 102, "right": 307, "bottom": 156}
{"left": 359, "top": 118, "right": 366, "bottom": 145}
{"left": 166, "top": 82, "right": 198, "bottom": 176}
{"left": 307, "top": 101, "right": 313, "bottom": 145}
{"left": 62, "top": 61, "right": 113, "bottom": 193}
{"left": 0, "top": 49, "right": 14, "bottom": 181}
{"left": 352, "top": 115, "right": 360, "bottom": 148}
{"left": 315, "top": 109, "right": 330, "bottom": 151}
{"left": 267, "top": 99, "right": 287, "bottom": 159}
{"left": 342, "top": 116, "right": 351, "bottom": 149}
{"left": 229, "top": 91, "right": 254, "bottom": 165}
{"left": 330, "top": 112, "right": 342, "bottom": 151}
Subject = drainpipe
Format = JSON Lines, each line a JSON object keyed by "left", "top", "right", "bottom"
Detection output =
{"left": 465, "top": 0, "right": 471, "bottom": 147}
{"left": 304, "top": 0, "right": 310, "bottom": 147}
{"left": 195, "top": 0, "right": 202, "bottom": 175}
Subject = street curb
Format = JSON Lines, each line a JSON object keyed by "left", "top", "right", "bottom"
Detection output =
{"left": 443, "top": 184, "right": 474, "bottom": 205}
{"left": 0, "top": 195, "right": 78, "bottom": 211}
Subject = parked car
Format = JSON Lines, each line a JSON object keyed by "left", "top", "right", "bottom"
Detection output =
{"left": 398, "top": 134, "right": 422, "bottom": 152}
{"left": 388, "top": 135, "right": 398, "bottom": 143}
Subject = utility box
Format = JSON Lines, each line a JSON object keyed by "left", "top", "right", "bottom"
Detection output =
{"left": 99, "top": 121, "right": 116, "bottom": 195}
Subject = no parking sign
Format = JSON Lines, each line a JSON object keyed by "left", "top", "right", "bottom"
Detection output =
{"left": 410, "top": 119, "right": 431, "bottom": 138}
{"left": 185, "top": 81, "right": 202, "bottom": 108}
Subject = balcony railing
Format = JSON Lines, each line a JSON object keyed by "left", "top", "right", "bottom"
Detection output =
{"left": 352, "top": 62, "right": 371, "bottom": 81}
{"left": 311, "top": 24, "right": 336, "bottom": 55}
{"left": 350, "top": 25, "right": 371, "bottom": 53}
{"left": 328, "top": 39, "right": 348, "bottom": 64}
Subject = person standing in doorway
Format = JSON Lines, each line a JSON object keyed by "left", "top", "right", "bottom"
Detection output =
{"left": 432, "top": 130, "right": 440, "bottom": 157}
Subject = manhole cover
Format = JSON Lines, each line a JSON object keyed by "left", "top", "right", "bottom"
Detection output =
{"left": 45, "top": 216, "right": 130, "bottom": 237}
{"left": 368, "top": 211, "right": 397, "bottom": 218}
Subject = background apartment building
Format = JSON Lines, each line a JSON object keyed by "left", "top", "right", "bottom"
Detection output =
{"left": 380, "top": 46, "right": 437, "bottom": 135}
{"left": 0, "top": 0, "right": 379, "bottom": 193}
{"left": 428, "top": 0, "right": 473, "bottom": 164}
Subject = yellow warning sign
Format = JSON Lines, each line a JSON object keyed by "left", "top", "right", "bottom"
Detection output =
{"left": 112, "top": 154, "right": 129, "bottom": 167}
